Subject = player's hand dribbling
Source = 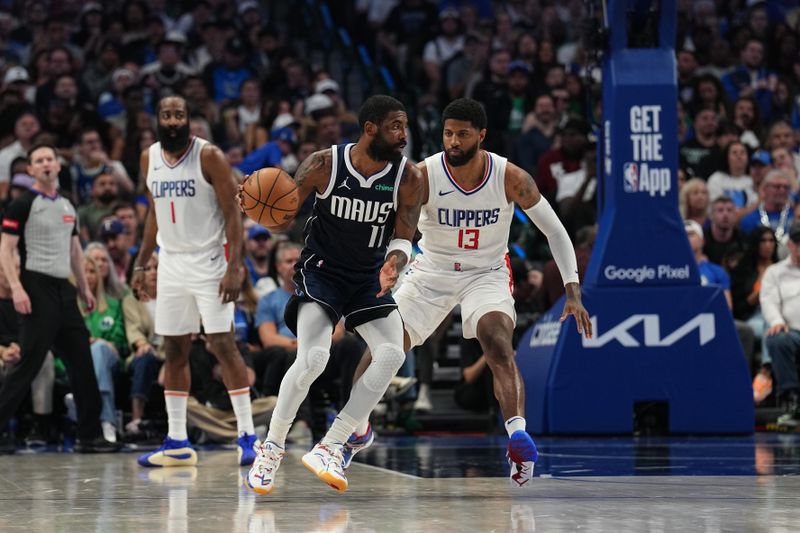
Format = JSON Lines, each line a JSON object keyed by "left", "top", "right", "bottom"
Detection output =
{"left": 561, "top": 283, "right": 592, "bottom": 338}
{"left": 377, "top": 254, "right": 399, "bottom": 297}
{"left": 235, "top": 180, "right": 247, "bottom": 214}
{"left": 219, "top": 266, "right": 241, "bottom": 304}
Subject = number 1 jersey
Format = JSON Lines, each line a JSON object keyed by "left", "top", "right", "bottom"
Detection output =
{"left": 417, "top": 150, "right": 512, "bottom": 272}
{"left": 304, "top": 143, "right": 406, "bottom": 272}
{"left": 146, "top": 137, "right": 226, "bottom": 253}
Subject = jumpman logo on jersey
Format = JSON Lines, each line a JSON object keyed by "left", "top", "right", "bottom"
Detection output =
{"left": 338, "top": 177, "right": 351, "bottom": 190}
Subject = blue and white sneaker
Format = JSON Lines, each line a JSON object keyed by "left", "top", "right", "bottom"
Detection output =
{"left": 138, "top": 437, "right": 198, "bottom": 467}
{"left": 507, "top": 430, "right": 538, "bottom": 487}
{"left": 342, "top": 425, "right": 374, "bottom": 469}
{"left": 237, "top": 433, "right": 258, "bottom": 466}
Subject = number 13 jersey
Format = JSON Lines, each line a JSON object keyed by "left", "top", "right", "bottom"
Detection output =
{"left": 417, "top": 150, "right": 512, "bottom": 272}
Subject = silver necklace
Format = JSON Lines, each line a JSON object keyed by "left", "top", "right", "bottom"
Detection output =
{"left": 758, "top": 202, "right": 791, "bottom": 242}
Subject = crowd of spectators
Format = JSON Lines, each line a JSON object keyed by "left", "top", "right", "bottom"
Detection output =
{"left": 2, "top": 0, "right": 800, "bottom": 449}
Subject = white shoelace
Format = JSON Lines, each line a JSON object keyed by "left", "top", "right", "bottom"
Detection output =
{"left": 255, "top": 443, "right": 283, "bottom": 476}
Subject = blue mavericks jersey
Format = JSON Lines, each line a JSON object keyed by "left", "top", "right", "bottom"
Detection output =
{"left": 304, "top": 143, "right": 406, "bottom": 272}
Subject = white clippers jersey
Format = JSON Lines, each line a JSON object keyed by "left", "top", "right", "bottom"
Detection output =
{"left": 147, "top": 137, "right": 226, "bottom": 253}
{"left": 417, "top": 150, "right": 513, "bottom": 271}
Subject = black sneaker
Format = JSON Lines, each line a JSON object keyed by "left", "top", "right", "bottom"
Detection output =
{"left": 74, "top": 437, "right": 123, "bottom": 453}
{"left": 0, "top": 430, "right": 15, "bottom": 454}
{"left": 776, "top": 412, "right": 800, "bottom": 427}
{"left": 24, "top": 415, "right": 50, "bottom": 447}
{"left": 782, "top": 390, "right": 799, "bottom": 410}
{"left": 777, "top": 390, "right": 800, "bottom": 426}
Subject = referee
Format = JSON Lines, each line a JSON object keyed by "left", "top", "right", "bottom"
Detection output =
{"left": 0, "top": 144, "right": 119, "bottom": 452}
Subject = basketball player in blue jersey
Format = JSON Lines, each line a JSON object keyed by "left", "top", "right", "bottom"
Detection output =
{"left": 132, "top": 96, "right": 258, "bottom": 467}
{"left": 243, "top": 95, "right": 423, "bottom": 494}
{"left": 343, "top": 98, "right": 593, "bottom": 487}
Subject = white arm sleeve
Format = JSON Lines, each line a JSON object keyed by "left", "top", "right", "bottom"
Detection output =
{"left": 385, "top": 238, "right": 412, "bottom": 263}
{"left": 524, "top": 198, "right": 580, "bottom": 285}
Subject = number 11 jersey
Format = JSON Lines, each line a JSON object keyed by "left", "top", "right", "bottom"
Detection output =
{"left": 417, "top": 150, "right": 512, "bottom": 272}
{"left": 305, "top": 143, "right": 406, "bottom": 272}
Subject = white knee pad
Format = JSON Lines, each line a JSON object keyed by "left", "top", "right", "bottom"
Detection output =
{"left": 296, "top": 347, "right": 330, "bottom": 389}
{"left": 363, "top": 343, "right": 405, "bottom": 393}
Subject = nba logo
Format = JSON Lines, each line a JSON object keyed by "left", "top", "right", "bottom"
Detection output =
{"left": 623, "top": 162, "right": 638, "bottom": 192}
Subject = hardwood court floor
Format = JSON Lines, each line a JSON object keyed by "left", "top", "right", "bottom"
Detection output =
{"left": 0, "top": 433, "right": 798, "bottom": 532}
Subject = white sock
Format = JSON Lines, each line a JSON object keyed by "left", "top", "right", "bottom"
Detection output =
{"left": 165, "top": 390, "right": 188, "bottom": 441}
{"left": 266, "top": 414, "right": 293, "bottom": 448}
{"left": 355, "top": 419, "right": 370, "bottom": 436}
{"left": 323, "top": 411, "right": 359, "bottom": 446}
{"left": 228, "top": 387, "right": 255, "bottom": 436}
{"left": 505, "top": 416, "right": 526, "bottom": 437}
{"left": 418, "top": 383, "right": 430, "bottom": 398}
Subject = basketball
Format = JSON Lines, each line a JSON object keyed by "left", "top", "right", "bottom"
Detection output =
{"left": 240, "top": 167, "right": 300, "bottom": 228}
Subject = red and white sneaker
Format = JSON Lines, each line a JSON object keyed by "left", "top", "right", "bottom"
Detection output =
{"left": 507, "top": 430, "right": 538, "bottom": 487}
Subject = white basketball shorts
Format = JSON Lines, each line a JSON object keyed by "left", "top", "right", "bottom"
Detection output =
{"left": 155, "top": 245, "right": 234, "bottom": 335}
{"left": 394, "top": 256, "right": 516, "bottom": 348}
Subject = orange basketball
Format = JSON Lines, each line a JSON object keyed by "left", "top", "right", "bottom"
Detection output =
{"left": 240, "top": 167, "right": 299, "bottom": 228}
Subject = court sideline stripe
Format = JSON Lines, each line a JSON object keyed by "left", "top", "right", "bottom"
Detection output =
{"left": 350, "top": 461, "right": 423, "bottom": 480}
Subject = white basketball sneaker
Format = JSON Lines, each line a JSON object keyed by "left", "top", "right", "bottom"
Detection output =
{"left": 245, "top": 440, "right": 285, "bottom": 495}
{"left": 301, "top": 442, "right": 348, "bottom": 492}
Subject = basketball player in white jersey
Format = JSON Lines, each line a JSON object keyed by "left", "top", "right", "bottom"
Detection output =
{"left": 132, "top": 96, "right": 258, "bottom": 467}
{"left": 344, "top": 98, "right": 593, "bottom": 487}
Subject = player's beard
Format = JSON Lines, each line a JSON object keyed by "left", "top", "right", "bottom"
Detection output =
{"left": 367, "top": 134, "right": 404, "bottom": 164}
{"left": 158, "top": 122, "right": 191, "bottom": 154}
{"left": 445, "top": 141, "right": 479, "bottom": 167}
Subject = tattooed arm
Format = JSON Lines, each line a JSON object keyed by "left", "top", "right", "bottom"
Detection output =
{"left": 504, "top": 161, "right": 542, "bottom": 209}
{"left": 388, "top": 161, "right": 424, "bottom": 271}
{"left": 505, "top": 162, "right": 592, "bottom": 338}
{"left": 291, "top": 148, "right": 333, "bottom": 204}
{"left": 376, "top": 161, "right": 423, "bottom": 297}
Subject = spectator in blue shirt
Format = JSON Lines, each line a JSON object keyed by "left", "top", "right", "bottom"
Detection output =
{"left": 244, "top": 225, "right": 276, "bottom": 298}
{"left": 740, "top": 170, "right": 794, "bottom": 249}
{"left": 237, "top": 127, "right": 296, "bottom": 176}
{"left": 204, "top": 37, "right": 254, "bottom": 105}
{"left": 721, "top": 38, "right": 776, "bottom": 119}
{"left": 687, "top": 220, "right": 731, "bottom": 298}
{"left": 256, "top": 242, "right": 302, "bottom": 398}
